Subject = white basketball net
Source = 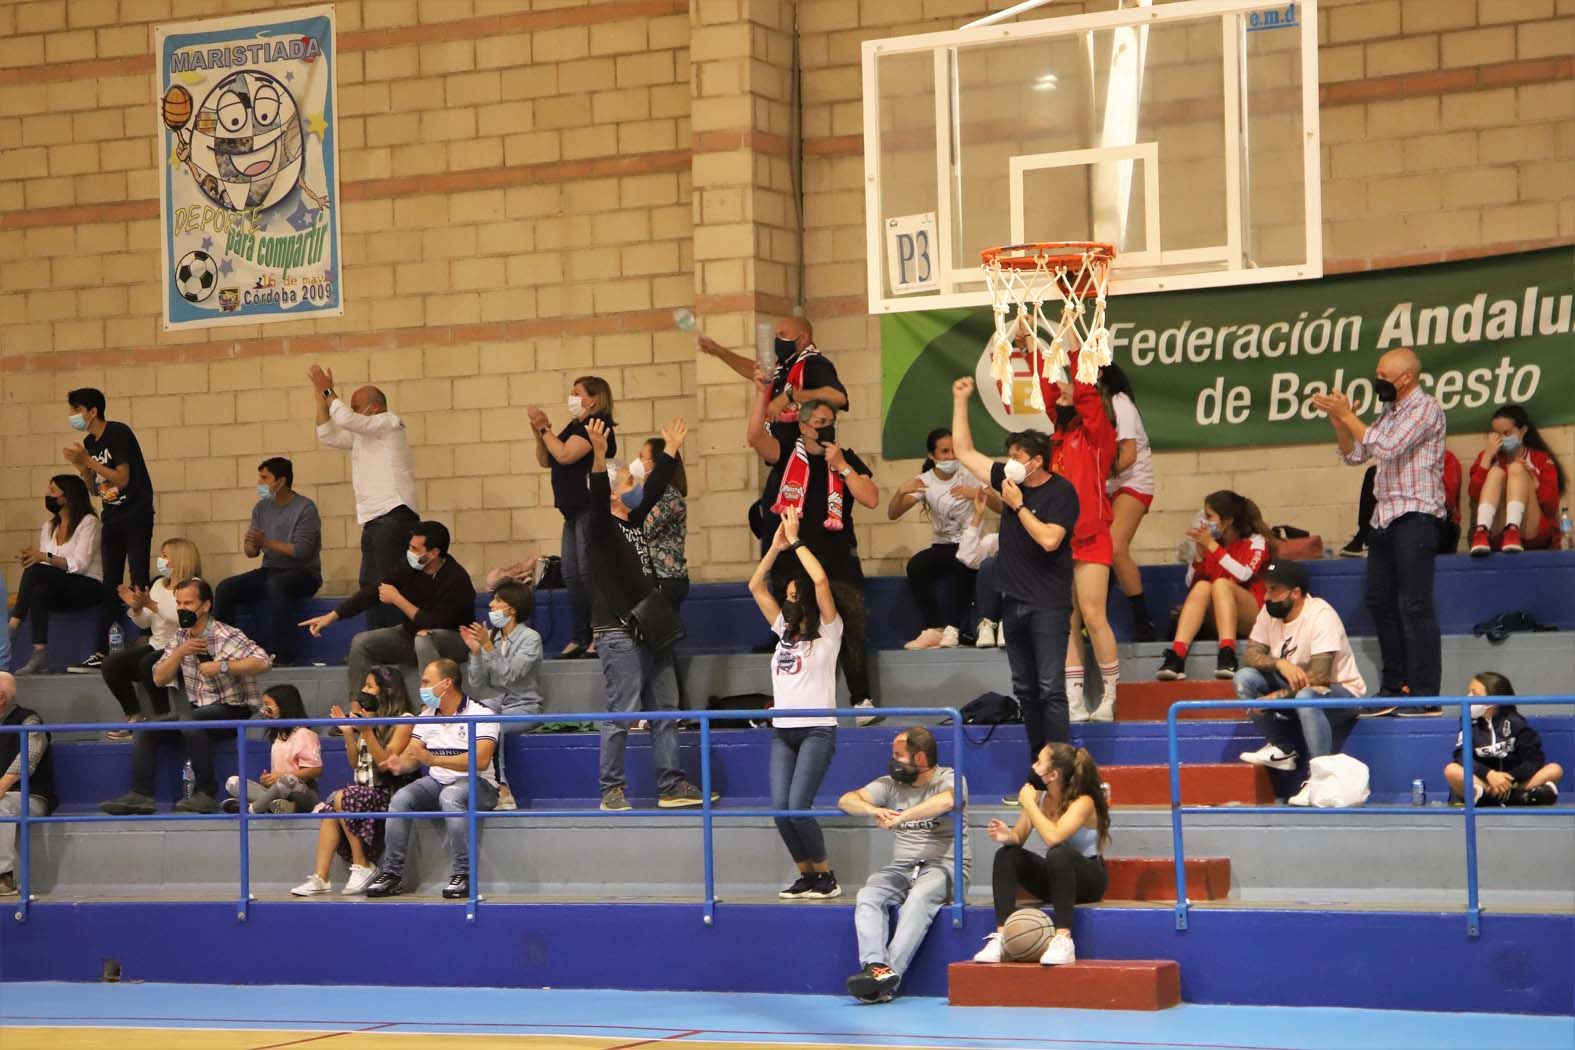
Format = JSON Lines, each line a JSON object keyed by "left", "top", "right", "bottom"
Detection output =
{"left": 983, "top": 244, "right": 1114, "bottom": 413}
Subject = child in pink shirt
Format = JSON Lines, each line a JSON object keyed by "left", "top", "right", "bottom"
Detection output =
{"left": 224, "top": 685, "right": 323, "bottom": 814}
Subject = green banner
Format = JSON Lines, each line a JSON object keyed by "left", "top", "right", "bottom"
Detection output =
{"left": 882, "top": 246, "right": 1575, "bottom": 457}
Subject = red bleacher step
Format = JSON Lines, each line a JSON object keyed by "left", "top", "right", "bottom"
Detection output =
{"left": 1116, "top": 679, "right": 1246, "bottom": 721}
{"left": 1104, "top": 764, "right": 1273, "bottom": 805}
{"left": 950, "top": 960, "right": 1181, "bottom": 1010}
{"left": 1017, "top": 857, "right": 1230, "bottom": 903}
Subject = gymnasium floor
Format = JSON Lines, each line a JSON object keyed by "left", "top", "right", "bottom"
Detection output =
{"left": 0, "top": 983, "right": 1571, "bottom": 1050}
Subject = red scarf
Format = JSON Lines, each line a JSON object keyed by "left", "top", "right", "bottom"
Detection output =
{"left": 773, "top": 343, "right": 821, "bottom": 424}
{"left": 772, "top": 438, "right": 845, "bottom": 532}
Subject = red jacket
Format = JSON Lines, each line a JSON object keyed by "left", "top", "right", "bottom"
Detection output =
{"left": 1468, "top": 447, "right": 1562, "bottom": 541}
{"left": 1186, "top": 534, "right": 1271, "bottom": 604}
{"left": 1045, "top": 350, "right": 1115, "bottom": 543}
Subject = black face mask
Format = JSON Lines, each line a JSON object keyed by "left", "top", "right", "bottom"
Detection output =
{"left": 781, "top": 600, "right": 804, "bottom": 635}
{"left": 1374, "top": 378, "right": 1398, "bottom": 403}
{"left": 1264, "top": 597, "right": 1295, "bottom": 620}
{"left": 815, "top": 424, "right": 836, "bottom": 445}
{"left": 44, "top": 495, "right": 62, "bottom": 514}
{"left": 176, "top": 609, "right": 199, "bottom": 630}
{"left": 775, "top": 337, "right": 798, "bottom": 363}
{"left": 358, "top": 690, "right": 380, "bottom": 712}
{"left": 1055, "top": 404, "right": 1079, "bottom": 429}
{"left": 1026, "top": 769, "right": 1047, "bottom": 792}
{"left": 888, "top": 758, "right": 920, "bottom": 785}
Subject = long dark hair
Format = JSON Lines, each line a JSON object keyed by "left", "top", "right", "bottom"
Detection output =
{"left": 367, "top": 665, "right": 419, "bottom": 746}
{"left": 263, "top": 684, "right": 309, "bottom": 743}
{"left": 919, "top": 427, "right": 951, "bottom": 474}
{"left": 1044, "top": 743, "right": 1110, "bottom": 851}
{"left": 776, "top": 574, "right": 822, "bottom": 648}
{"left": 645, "top": 437, "right": 687, "bottom": 497}
{"left": 1097, "top": 362, "right": 1137, "bottom": 432}
{"left": 1205, "top": 489, "right": 1273, "bottom": 546}
{"left": 1471, "top": 671, "right": 1515, "bottom": 697}
{"left": 49, "top": 473, "right": 95, "bottom": 539}
{"left": 1492, "top": 405, "right": 1566, "bottom": 494}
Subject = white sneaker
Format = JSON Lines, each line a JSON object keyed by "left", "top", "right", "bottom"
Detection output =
{"left": 1287, "top": 781, "right": 1312, "bottom": 806}
{"left": 975, "top": 620, "right": 996, "bottom": 648}
{"left": 940, "top": 625, "right": 960, "bottom": 648}
{"left": 996, "top": 622, "right": 1006, "bottom": 648}
{"left": 342, "top": 865, "right": 378, "bottom": 895}
{"left": 291, "top": 873, "right": 331, "bottom": 897}
{"left": 1040, "top": 935, "right": 1076, "bottom": 966}
{"left": 1088, "top": 696, "right": 1115, "bottom": 723}
{"left": 1239, "top": 743, "right": 1298, "bottom": 771}
{"left": 972, "top": 932, "right": 1006, "bottom": 963}
{"left": 1068, "top": 692, "right": 1091, "bottom": 724}
{"left": 494, "top": 786, "right": 518, "bottom": 811}
{"left": 854, "top": 700, "right": 881, "bottom": 727}
{"left": 904, "top": 628, "right": 944, "bottom": 650}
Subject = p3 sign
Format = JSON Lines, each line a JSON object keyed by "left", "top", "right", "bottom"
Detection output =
{"left": 886, "top": 213, "right": 938, "bottom": 294}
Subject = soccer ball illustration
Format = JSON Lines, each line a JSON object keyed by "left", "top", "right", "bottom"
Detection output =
{"left": 176, "top": 250, "right": 218, "bottom": 303}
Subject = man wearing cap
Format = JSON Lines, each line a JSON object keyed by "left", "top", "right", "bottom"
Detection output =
{"left": 1234, "top": 560, "right": 1367, "bottom": 804}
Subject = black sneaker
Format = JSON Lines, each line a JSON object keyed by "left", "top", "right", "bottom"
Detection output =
{"left": 1157, "top": 649, "right": 1187, "bottom": 681}
{"left": 442, "top": 873, "right": 469, "bottom": 899}
{"left": 805, "top": 871, "right": 842, "bottom": 899}
{"left": 1508, "top": 784, "right": 1558, "bottom": 807}
{"left": 221, "top": 798, "right": 241, "bottom": 814}
{"left": 100, "top": 791, "right": 157, "bottom": 816}
{"left": 1131, "top": 619, "right": 1157, "bottom": 643}
{"left": 847, "top": 963, "right": 900, "bottom": 1003}
{"left": 67, "top": 652, "right": 105, "bottom": 674}
{"left": 365, "top": 871, "right": 404, "bottom": 898}
{"left": 779, "top": 874, "right": 817, "bottom": 899}
{"left": 174, "top": 792, "right": 218, "bottom": 814}
{"left": 1214, "top": 647, "right": 1238, "bottom": 680}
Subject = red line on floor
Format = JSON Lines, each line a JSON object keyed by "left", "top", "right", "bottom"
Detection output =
{"left": 249, "top": 1024, "right": 394, "bottom": 1050}
{"left": 603, "top": 1029, "right": 704, "bottom": 1050}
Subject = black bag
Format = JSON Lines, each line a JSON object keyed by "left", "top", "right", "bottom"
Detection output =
{"left": 536, "top": 555, "right": 565, "bottom": 589}
{"left": 706, "top": 692, "right": 773, "bottom": 730}
{"left": 946, "top": 691, "right": 1021, "bottom": 744}
{"left": 623, "top": 587, "right": 685, "bottom": 651}
{"left": 1472, "top": 611, "right": 1554, "bottom": 644}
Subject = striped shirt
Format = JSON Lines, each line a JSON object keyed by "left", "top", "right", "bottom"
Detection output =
{"left": 1341, "top": 390, "right": 1447, "bottom": 528}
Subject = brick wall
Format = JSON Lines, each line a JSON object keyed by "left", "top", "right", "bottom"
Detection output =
{"left": 1, "top": 0, "right": 1571, "bottom": 600}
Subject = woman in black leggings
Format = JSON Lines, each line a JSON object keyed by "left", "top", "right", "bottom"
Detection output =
{"left": 973, "top": 742, "right": 1109, "bottom": 966}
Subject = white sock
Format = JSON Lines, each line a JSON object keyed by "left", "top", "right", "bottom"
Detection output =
{"left": 1098, "top": 660, "right": 1121, "bottom": 706}
{"left": 1066, "top": 668, "right": 1085, "bottom": 708}
{"left": 1506, "top": 501, "right": 1526, "bottom": 528}
{"left": 1475, "top": 502, "right": 1496, "bottom": 529}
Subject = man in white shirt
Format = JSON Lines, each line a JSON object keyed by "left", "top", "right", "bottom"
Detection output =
{"left": 1235, "top": 560, "right": 1367, "bottom": 803}
{"left": 364, "top": 658, "right": 499, "bottom": 900}
{"left": 309, "top": 365, "right": 419, "bottom": 631}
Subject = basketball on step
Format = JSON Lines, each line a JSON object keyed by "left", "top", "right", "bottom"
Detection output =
{"left": 162, "top": 84, "right": 192, "bottom": 129}
{"left": 1002, "top": 908, "right": 1054, "bottom": 961}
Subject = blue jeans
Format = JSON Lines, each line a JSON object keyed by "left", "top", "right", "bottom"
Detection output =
{"left": 596, "top": 629, "right": 683, "bottom": 794}
{"left": 382, "top": 774, "right": 498, "bottom": 878}
{"left": 561, "top": 511, "right": 594, "bottom": 647}
{"left": 1234, "top": 667, "right": 1358, "bottom": 758}
{"left": 1003, "top": 596, "right": 1072, "bottom": 763}
{"left": 769, "top": 726, "right": 837, "bottom": 864}
{"left": 1365, "top": 512, "right": 1442, "bottom": 696}
{"left": 975, "top": 555, "right": 1003, "bottom": 624}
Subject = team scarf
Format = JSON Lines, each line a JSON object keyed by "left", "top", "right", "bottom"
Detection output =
{"left": 771, "top": 438, "right": 845, "bottom": 532}
{"left": 773, "top": 342, "right": 822, "bottom": 424}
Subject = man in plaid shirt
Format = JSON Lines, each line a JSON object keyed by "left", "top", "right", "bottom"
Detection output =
{"left": 1313, "top": 348, "right": 1447, "bottom": 709}
{"left": 102, "top": 578, "right": 272, "bottom": 815}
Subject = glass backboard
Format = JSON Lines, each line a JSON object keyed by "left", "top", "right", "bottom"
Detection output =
{"left": 863, "top": 0, "right": 1321, "bottom": 313}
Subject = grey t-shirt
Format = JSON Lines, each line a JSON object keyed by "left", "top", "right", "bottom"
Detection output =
{"left": 864, "top": 766, "right": 970, "bottom": 877}
{"left": 251, "top": 493, "right": 323, "bottom": 574}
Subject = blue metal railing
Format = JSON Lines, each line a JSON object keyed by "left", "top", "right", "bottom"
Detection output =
{"left": 0, "top": 706, "right": 967, "bottom": 929}
{"left": 1166, "top": 695, "right": 1574, "bottom": 937}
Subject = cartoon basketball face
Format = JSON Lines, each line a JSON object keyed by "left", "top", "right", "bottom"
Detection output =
{"left": 187, "top": 70, "right": 304, "bottom": 212}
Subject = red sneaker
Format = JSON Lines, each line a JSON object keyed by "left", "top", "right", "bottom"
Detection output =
{"left": 1469, "top": 525, "right": 1491, "bottom": 557}
{"left": 1501, "top": 523, "right": 1523, "bottom": 553}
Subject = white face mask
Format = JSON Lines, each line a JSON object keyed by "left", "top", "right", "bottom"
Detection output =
{"left": 1469, "top": 704, "right": 1491, "bottom": 720}
{"left": 156, "top": 556, "right": 172, "bottom": 578}
{"left": 567, "top": 395, "right": 585, "bottom": 419}
{"left": 932, "top": 459, "right": 959, "bottom": 477}
{"left": 629, "top": 457, "right": 648, "bottom": 482}
{"left": 1002, "top": 458, "right": 1028, "bottom": 485}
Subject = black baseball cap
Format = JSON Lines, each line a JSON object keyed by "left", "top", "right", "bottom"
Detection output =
{"left": 1261, "top": 560, "right": 1311, "bottom": 593}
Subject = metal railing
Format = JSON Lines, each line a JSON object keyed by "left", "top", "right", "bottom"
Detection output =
{"left": 0, "top": 706, "right": 967, "bottom": 929}
{"left": 1167, "top": 695, "right": 1573, "bottom": 937}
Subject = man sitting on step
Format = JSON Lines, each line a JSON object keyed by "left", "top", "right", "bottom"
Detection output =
{"left": 1234, "top": 560, "right": 1367, "bottom": 805}
{"left": 838, "top": 726, "right": 970, "bottom": 1004}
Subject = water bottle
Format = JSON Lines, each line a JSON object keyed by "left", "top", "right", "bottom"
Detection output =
{"left": 1561, "top": 506, "right": 1572, "bottom": 550}
{"left": 181, "top": 761, "right": 195, "bottom": 800}
{"left": 1410, "top": 778, "right": 1425, "bottom": 807}
{"left": 108, "top": 623, "right": 123, "bottom": 652}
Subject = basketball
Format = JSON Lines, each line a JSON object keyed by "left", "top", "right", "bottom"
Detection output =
{"left": 1001, "top": 908, "right": 1054, "bottom": 962}
{"left": 162, "top": 84, "right": 192, "bottom": 129}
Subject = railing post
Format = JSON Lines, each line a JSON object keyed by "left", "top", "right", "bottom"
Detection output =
{"left": 1459, "top": 701, "right": 1481, "bottom": 938}
{"left": 14, "top": 725, "right": 30, "bottom": 924}
{"left": 950, "top": 710, "right": 964, "bottom": 929}
{"left": 467, "top": 720, "right": 479, "bottom": 924}
{"left": 700, "top": 713, "right": 715, "bottom": 926}
{"left": 236, "top": 723, "right": 251, "bottom": 923}
{"left": 1168, "top": 702, "right": 1189, "bottom": 931}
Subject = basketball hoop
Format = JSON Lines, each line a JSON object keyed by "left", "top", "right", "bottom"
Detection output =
{"left": 981, "top": 242, "right": 1115, "bottom": 411}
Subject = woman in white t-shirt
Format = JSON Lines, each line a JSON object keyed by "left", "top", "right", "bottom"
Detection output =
{"left": 101, "top": 537, "right": 203, "bottom": 740}
{"left": 888, "top": 428, "right": 984, "bottom": 649}
{"left": 9, "top": 475, "right": 102, "bottom": 676}
{"left": 1100, "top": 365, "right": 1158, "bottom": 641}
{"left": 749, "top": 506, "right": 844, "bottom": 901}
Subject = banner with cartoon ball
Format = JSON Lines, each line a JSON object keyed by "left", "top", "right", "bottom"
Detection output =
{"left": 155, "top": 5, "right": 342, "bottom": 330}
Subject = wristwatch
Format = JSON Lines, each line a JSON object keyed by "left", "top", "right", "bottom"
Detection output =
{"left": 839, "top": 465, "right": 852, "bottom": 478}
{"left": 219, "top": 659, "right": 230, "bottom": 675}
{"left": 321, "top": 388, "right": 335, "bottom": 401}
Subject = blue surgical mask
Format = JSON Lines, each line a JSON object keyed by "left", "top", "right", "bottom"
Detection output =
{"left": 620, "top": 485, "right": 644, "bottom": 510}
{"left": 488, "top": 608, "right": 510, "bottom": 629}
{"left": 256, "top": 483, "right": 273, "bottom": 501}
{"left": 1500, "top": 435, "right": 1522, "bottom": 455}
{"left": 156, "top": 556, "right": 171, "bottom": 578}
{"left": 419, "top": 686, "right": 439, "bottom": 707}
{"left": 406, "top": 549, "right": 424, "bottom": 570}
{"left": 68, "top": 413, "right": 88, "bottom": 431}
{"left": 933, "top": 459, "right": 959, "bottom": 477}
{"left": 1206, "top": 521, "right": 1222, "bottom": 539}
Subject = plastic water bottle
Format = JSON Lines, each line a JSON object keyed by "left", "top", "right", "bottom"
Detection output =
{"left": 108, "top": 623, "right": 123, "bottom": 653}
{"left": 181, "top": 761, "right": 195, "bottom": 800}
{"left": 1410, "top": 779, "right": 1425, "bottom": 807}
{"left": 1561, "top": 507, "right": 1572, "bottom": 550}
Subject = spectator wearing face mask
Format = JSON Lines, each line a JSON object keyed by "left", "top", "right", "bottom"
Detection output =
{"left": 222, "top": 684, "right": 323, "bottom": 815}
{"left": 102, "top": 538, "right": 201, "bottom": 739}
{"left": 213, "top": 458, "right": 323, "bottom": 666}
{"left": 10, "top": 475, "right": 102, "bottom": 676}
{"left": 1234, "top": 560, "right": 1366, "bottom": 805}
{"left": 528, "top": 376, "right": 616, "bottom": 659}
{"left": 460, "top": 582, "right": 543, "bottom": 812}
{"left": 619, "top": 435, "right": 690, "bottom": 609}
{"left": 1157, "top": 490, "right": 1273, "bottom": 683}
{"left": 1467, "top": 404, "right": 1566, "bottom": 557}
{"left": 1445, "top": 671, "right": 1562, "bottom": 807}
{"left": 298, "top": 521, "right": 475, "bottom": 699}
{"left": 889, "top": 428, "right": 984, "bottom": 650}
{"left": 957, "top": 488, "right": 1007, "bottom": 649}
{"left": 309, "top": 366, "right": 419, "bottom": 633}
